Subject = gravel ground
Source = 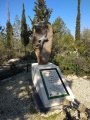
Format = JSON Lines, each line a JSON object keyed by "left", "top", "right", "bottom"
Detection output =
{"left": 65, "top": 75, "right": 90, "bottom": 108}
{"left": 0, "top": 71, "right": 90, "bottom": 120}
{"left": 0, "top": 71, "right": 36, "bottom": 120}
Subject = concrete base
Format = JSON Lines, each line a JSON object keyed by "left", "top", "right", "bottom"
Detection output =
{"left": 31, "top": 62, "right": 75, "bottom": 108}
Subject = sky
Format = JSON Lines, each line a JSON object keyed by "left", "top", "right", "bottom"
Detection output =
{"left": 0, "top": 0, "right": 90, "bottom": 37}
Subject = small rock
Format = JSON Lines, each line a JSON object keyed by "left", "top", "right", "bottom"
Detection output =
{"left": 8, "top": 58, "right": 20, "bottom": 63}
{"left": 78, "top": 104, "right": 86, "bottom": 113}
{"left": 80, "top": 112, "right": 87, "bottom": 119}
{"left": 83, "top": 76, "right": 87, "bottom": 79}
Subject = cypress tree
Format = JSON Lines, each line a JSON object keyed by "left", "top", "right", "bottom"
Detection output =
{"left": 6, "top": 22, "right": 13, "bottom": 49}
{"left": 75, "top": 0, "right": 81, "bottom": 40}
{"left": 21, "top": 3, "right": 29, "bottom": 56}
{"left": 6, "top": 4, "right": 13, "bottom": 49}
{"left": 33, "top": 0, "right": 52, "bottom": 22}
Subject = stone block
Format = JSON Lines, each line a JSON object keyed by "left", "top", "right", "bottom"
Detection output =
{"left": 31, "top": 62, "right": 75, "bottom": 108}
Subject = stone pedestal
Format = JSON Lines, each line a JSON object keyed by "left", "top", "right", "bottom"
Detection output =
{"left": 31, "top": 62, "right": 74, "bottom": 108}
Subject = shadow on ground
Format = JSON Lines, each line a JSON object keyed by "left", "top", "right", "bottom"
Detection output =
{"left": 0, "top": 70, "right": 90, "bottom": 120}
{"left": 0, "top": 71, "right": 37, "bottom": 120}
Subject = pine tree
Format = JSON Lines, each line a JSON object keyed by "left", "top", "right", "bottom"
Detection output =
{"left": 75, "top": 0, "right": 81, "bottom": 40}
{"left": 33, "top": 0, "right": 52, "bottom": 22}
{"left": 52, "top": 17, "right": 73, "bottom": 56}
{"left": 21, "top": 3, "right": 29, "bottom": 56}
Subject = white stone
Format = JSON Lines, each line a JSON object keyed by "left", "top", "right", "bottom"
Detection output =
{"left": 31, "top": 62, "right": 75, "bottom": 108}
{"left": 8, "top": 58, "right": 20, "bottom": 63}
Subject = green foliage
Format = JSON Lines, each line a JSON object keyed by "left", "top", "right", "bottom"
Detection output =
{"left": 80, "top": 28, "right": 90, "bottom": 75}
{"left": 75, "top": 28, "right": 90, "bottom": 76}
{"left": 0, "top": 36, "right": 6, "bottom": 62}
{"left": 21, "top": 3, "right": 29, "bottom": 56}
{"left": 51, "top": 17, "right": 75, "bottom": 60}
{"left": 62, "top": 34, "right": 75, "bottom": 52}
{"left": 75, "top": 0, "right": 81, "bottom": 40}
{"left": 0, "top": 37, "right": 5, "bottom": 52}
{"left": 81, "top": 28, "right": 90, "bottom": 58}
{"left": 6, "top": 21, "right": 13, "bottom": 49}
{"left": 52, "top": 53, "right": 89, "bottom": 76}
{"left": 6, "top": 21, "right": 15, "bottom": 59}
{"left": 52, "top": 31, "right": 90, "bottom": 76}
{"left": 21, "top": 3, "right": 29, "bottom": 46}
{"left": 52, "top": 17, "right": 67, "bottom": 56}
{"left": 0, "top": 1, "right": 90, "bottom": 78}
{"left": 75, "top": 58, "right": 90, "bottom": 76}
{"left": 51, "top": 17, "right": 77, "bottom": 75}
{"left": 53, "top": 54, "right": 76, "bottom": 75}
{"left": 52, "top": 17, "right": 69, "bottom": 35}
{"left": 51, "top": 17, "right": 90, "bottom": 77}
{"left": 33, "top": 0, "right": 52, "bottom": 22}
{"left": 0, "top": 26, "right": 8, "bottom": 64}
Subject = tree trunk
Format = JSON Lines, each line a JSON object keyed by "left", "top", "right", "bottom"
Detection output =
{"left": 25, "top": 46, "right": 26, "bottom": 57}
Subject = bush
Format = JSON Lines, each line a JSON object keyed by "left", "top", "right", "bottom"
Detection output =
{"left": 52, "top": 53, "right": 90, "bottom": 76}
{"left": 53, "top": 54, "right": 76, "bottom": 74}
